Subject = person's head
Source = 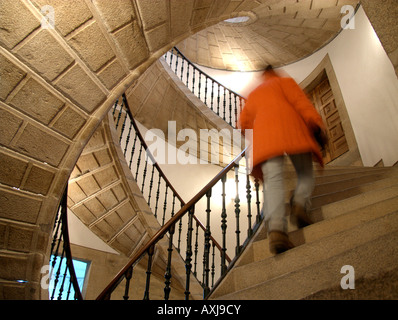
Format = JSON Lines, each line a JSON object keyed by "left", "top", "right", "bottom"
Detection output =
{"left": 262, "top": 65, "right": 277, "bottom": 80}
{"left": 262, "top": 65, "right": 290, "bottom": 80}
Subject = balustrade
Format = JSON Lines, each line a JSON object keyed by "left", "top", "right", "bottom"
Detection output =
{"left": 163, "top": 47, "right": 246, "bottom": 128}
{"left": 97, "top": 96, "right": 264, "bottom": 300}
{"left": 48, "top": 186, "right": 83, "bottom": 300}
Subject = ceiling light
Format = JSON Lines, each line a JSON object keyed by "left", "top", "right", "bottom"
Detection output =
{"left": 224, "top": 16, "right": 250, "bottom": 24}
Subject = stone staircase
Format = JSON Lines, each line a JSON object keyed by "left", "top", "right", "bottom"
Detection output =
{"left": 208, "top": 165, "right": 398, "bottom": 300}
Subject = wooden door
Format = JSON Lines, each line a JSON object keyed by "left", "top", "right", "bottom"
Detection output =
{"left": 309, "top": 78, "right": 349, "bottom": 164}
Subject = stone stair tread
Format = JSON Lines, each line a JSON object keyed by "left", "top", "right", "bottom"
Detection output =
{"left": 214, "top": 230, "right": 398, "bottom": 300}
{"left": 238, "top": 188, "right": 398, "bottom": 267}
{"left": 313, "top": 169, "right": 391, "bottom": 185}
{"left": 311, "top": 171, "right": 394, "bottom": 196}
{"left": 210, "top": 211, "right": 398, "bottom": 299}
{"left": 311, "top": 174, "right": 398, "bottom": 209}
{"left": 284, "top": 169, "right": 398, "bottom": 202}
{"left": 312, "top": 182, "right": 398, "bottom": 222}
{"left": 243, "top": 194, "right": 398, "bottom": 266}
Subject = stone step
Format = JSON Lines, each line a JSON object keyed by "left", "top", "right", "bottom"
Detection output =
{"left": 240, "top": 190, "right": 398, "bottom": 267}
{"left": 246, "top": 174, "right": 398, "bottom": 247}
{"left": 311, "top": 171, "right": 394, "bottom": 196}
{"left": 215, "top": 229, "right": 398, "bottom": 300}
{"left": 210, "top": 210, "right": 398, "bottom": 299}
{"left": 311, "top": 173, "right": 398, "bottom": 209}
{"left": 313, "top": 167, "right": 394, "bottom": 185}
{"left": 282, "top": 167, "right": 398, "bottom": 205}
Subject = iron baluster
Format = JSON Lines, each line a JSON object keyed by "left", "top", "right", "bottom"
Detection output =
{"left": 57, "top": 257, "right": 68, "bottom": 300}
{"left": 147, "top": 165, "right": 155, "bottom": 206}
{"left": 123, "top": 119, "right": 133, "bottom": 157}
{"left": 198, "top": 70, "right": 202, "bottom": 99}
{"left": 123, "top": 266, "right": 133, "bottom": 300}
{"left": 129, "top": 131, "right": 138, "bottom": 169}
{"left": 234, "top": 165, "right": 241, "bottom": 255}
{"left": 203, "top": 189, "right": 212, "bottom": 297}
{"left": 211, "top": 243, "right": 216, "bottom": 288}
{"left": 177, "top": 218, "right": 183, "bottom": 254}
{"left": 184, "top": 206, "right": 195, "bottom": 300}
{"left": 204, "top": 75, "right": 208, "bottom": 107}
{"left": 169, "top": 48, "right": 173, "bottom": 70}
{"left": 112, "top": 98, "right": 119, "bottom": 116}
{"left": 114, "top": 100, "right": 124, "bottom": 130}
{"left": 135, "top": 144, "right": 143, "bottom": 180}
{"left": 154, "top": 173, "right": 161, "bottom": 219}
{"left": 234, "top": 95, "right": 238, "bottom": 128}
{"left": 246, "top": 168, "right": 253, "bottom": 237}
{"left": 186, "top": 61, "right": 190, "bottom": 88}
{"left": 210, "top": 80, "right": 214, "bottom": 112}
{"left": 229, "top": 90, "right": 232, "bottom": 126}
{"left": 255, "top": 178, "right": 262, "bottom": 224}
{"left": 164, "top": 223, "right": 175, "bottom": 300}
{"left": 217, "top": 85, "right": 221, "bottom": 117}
{"left": 143, "top": 245, "right": 155, "bottom": 300}
{"left": 118, "top": 99, "right": 128, "bottom": 143}
{"left": 141, "top": 152, "right": 149, "bottom": 194}
{"left": 223, "top": 87, "right": 226, "bottom": 121}
{"left": 193, "top": 222, "right": 199, "bottom": 277}
{"left": 175, "top": 49, "right": 179, "bottom": 75}
{"left": 162, "top": 184, "right": 169, "bottom": 226}
{"left": 220, "top": 175, "right": 228, "bottom": 275}
{"left": 192, "top": 67, "right": 195, "bottom": 95}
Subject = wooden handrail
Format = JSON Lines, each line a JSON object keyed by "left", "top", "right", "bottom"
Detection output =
{"left": 96, "top": 148, "right": 246, "bottom": 300}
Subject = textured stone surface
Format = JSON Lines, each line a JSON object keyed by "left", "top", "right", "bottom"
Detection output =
{"left": 15, "top": 29, "right": 74, "bottom": 81}
{"left": 0, "top": 0, "right": 396, "bottom": 300}
{"left": 0, "top": 0, "right": 41, "bottom": 49}
{"left": 10, "top": 78, "right": 64, "bottom": 125}
{"left": 0, "top": 53, "right": 26, "bottom": 100}
{"left": 32, "top": 0, "right": 93, "bottom": 37}
{"left": 12, "top": 123, "right": 69, "bottom": 167}
{"left": 67, "top": 21, "right": 115, "bottom": 73}
{"left": 178, "top": 0, "right": 360, "bottom": 70}
{"left": 54, "top": 64, "right": 106, "bottom": 113}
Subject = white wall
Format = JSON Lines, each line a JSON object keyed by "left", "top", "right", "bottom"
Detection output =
{"left": 68, "top": 208, "right": 119, "bottom": 254}
{"left": 200, "top": 7, "right": 398, "bottom": 167}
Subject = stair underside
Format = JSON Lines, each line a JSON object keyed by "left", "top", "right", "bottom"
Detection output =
{"left": 209, "top": 166, "right": 398, "bottom": 300}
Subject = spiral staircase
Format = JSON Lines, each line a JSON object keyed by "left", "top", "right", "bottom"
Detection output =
{"left": 60, "top": 49, "right": 398, "bottom": 301}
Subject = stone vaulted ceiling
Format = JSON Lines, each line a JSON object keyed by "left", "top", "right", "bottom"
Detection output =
{"left": 177, "top": 0, "right": 361, "bottom": 71}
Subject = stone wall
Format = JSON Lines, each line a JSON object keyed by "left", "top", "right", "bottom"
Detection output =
{"left": 0, "top": 0, "right": 262, "bottom": 299}
{"left": 0, "top": 0, "right": 396, "bottom": 299}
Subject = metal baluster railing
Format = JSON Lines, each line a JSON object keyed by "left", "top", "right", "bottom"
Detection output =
{"left": 163, "top": 47, "right": 246, "bottom": 128}
{"left": 97, "top": 139, "right": 264, "bottom": 300}
{"left": 49, "top": 185, "right": 83, "bottom": 300}
{"left": 106, "top": 94, "right": 233, "bottom": 300}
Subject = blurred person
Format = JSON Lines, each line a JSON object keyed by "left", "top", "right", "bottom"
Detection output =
{"left": 239, "top": 65, "right": 328, "bottom": 254}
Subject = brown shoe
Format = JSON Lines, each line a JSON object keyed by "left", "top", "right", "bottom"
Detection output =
{"left": 290, "top": 203, "right": 313, "bottom": 229}
{"left": 269, "top": 231, "right": 294, "bottom": 254}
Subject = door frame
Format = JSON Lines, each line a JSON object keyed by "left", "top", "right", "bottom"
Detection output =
{"left": 300, "top": 54, "right": 362, "bottom": 166}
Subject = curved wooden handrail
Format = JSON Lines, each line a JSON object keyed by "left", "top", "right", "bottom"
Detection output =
{"left": 96, "top": 148, "right": 246, "bottom": 300}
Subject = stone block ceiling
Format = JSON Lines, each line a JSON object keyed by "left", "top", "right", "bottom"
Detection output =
{"left": 177, "top": 0, "right": 360, "bottom": 71}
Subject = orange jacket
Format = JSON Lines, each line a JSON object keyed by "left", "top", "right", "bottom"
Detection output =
{"left": 239, "top": 74, "right": 325, "bottom": 179}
